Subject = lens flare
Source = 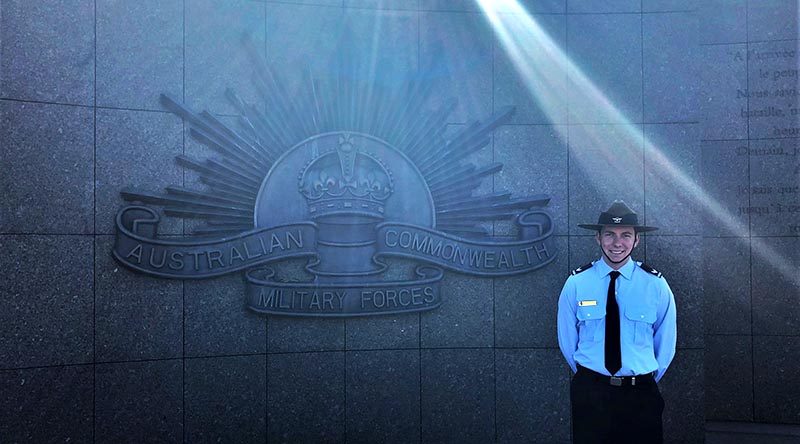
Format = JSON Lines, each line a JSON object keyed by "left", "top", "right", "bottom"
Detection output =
{"left": 476, "top": 0, "right": 798, "bottom": 285}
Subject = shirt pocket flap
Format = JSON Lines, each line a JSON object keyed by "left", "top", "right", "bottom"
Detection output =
{"left": 576, "top": 304, "right": 605, "bottom": 321}
{"left": 625, "top": 305, "right": 656, "bottom": 323}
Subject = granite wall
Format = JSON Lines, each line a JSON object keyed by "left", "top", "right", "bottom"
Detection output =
{"left": 0, "top": 0, "right": 797, "bottom": 443}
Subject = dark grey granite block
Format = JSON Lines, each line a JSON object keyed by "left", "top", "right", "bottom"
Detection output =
{"left": 644, "top": 235, "right": 703, "bottom": 349}
{"left": 1, "top": 101, "right": 94, "bottom": 234}
{"left": 0, "top": 236, "right": 93, "bottom": 369}
{"left": 186, "top": 0, "right": 265, "bottom": 115}
{"left": 345, "top": 0, "right": 419, "bottom": 11}
{"left": 268, "top": 316, "right": 345, "bottom": 353}
{"left": 748, "top": 0, "right": 799, "bottom": 42}
{"left": 495, "top": 236, "right": 568, "bottom": 348}
{"left": 420, "top": 274, "right": 493, "bottom": 348}
{"left": 268, "top": 352, "right": 345, "bottom": 443}
{"left": 345, "top": 259, "right": 419, "bottom": 350}
{"left": 0, "top": 0, "right": 94, "bottom": 105}
{"left": 566, "top": 14, "right": 642, "bottom": 124}
{"left": 747, "top": 138, "right": 800, "bottom": 236}
{"left": 96, "top": 108, "right": 184, "bottom": 235}
{"left": 700, "top": 140, "right": 749, "bottom": 237}
{"left": 643, "top": 13, "right": 700, "bottom": 123}
{"left": 95, "top": 236, "right": 183, "bottom": 361}
{"left": 699, "top": 0, "right": 746, "bottom": 45}
{"left": 0, "top": 365, "right": 93, "bottom": 443}
{"left": 343, "top": 7, "right": 419, "bottom": 86}
{"left": 421, "top": 0, "right": 565, "bottom": 13}
{"left": 493, "top": 14, "right": 568, "bottom": 125}
{"left": 752, "top": 237, "right": 800, "bottom": 335}
{"left": 746, "top": 41, "right": 800, "bottom": 140}
{"left": 754, "top": 336, "right": 800, "bottom": 424}
{"left": 642, "top": 0, "right": 696, "bottom": 12}
{"left": 644, "top": 124, "right": 702, "bottom": 235}
{"left": 185, "top": 274, "right": 267, "bottom": 357}
{"left": 702, "top": 237, "right": 751, "bottom": 335}
{"left": 95, "top": 360, "right": 183, "bottom": 443}
{"left": 493, "top": 125, "right": 569, "bottom": 235}
{"left": 659, "top": 348, "right": 704, "bottom": 443}
{"left": 420, "top": 11, "right": 493, "bottom": 123}
{"left": 567, "top": 0, "right": 640, "bottom": 13}
{"left": 705, "top": 335, "right": 753, "bottom": 421}
{"left": 345, "top": 312, "right": 420, "bottom": 350}
{"left": 346, "top": 350, "right": 420, "bottom": 443}
{"left": 568, "top": 234, "right": 603, "bottom": 271}
{"left": 700, "top": 44, "right": 747, "bottom": 140}
{"left": 568, "top": 124, "right": 644, "bottom": 236}
{"left": 265, "top": 3, "right": 345, "bottom": 98}
{"left": 185, "top": 355, "right": 267, "bottom": 442}
{"left": 96, "top": 0, "right": 183, "bottom": 110}
{"left": 495, "top": 349, "right": 570, "bottom": 443}
{"left": 421, "top": 348, "right": 494, "bottom": 443}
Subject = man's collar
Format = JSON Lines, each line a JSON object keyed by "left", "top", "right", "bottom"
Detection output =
{"left": 595, "top": 257, "right": 635, "bottom": 280}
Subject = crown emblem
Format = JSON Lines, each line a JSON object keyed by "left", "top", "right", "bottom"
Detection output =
{"left": 612, "top": 217, "right": 622, "bottom": 223}
{"left": 299, "top": 134, "right": 394, "bottom": 220}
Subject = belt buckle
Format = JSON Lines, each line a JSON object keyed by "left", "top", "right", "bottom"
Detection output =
{"left": 610, "top": 376, "right": 623, "bottom": 387}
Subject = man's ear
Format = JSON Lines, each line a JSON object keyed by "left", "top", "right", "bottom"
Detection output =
{"left": 633, "top": 232, "right": 641, "bottom": 248}
{"left": 595, "top": 230, "right": 602, "bottom": 246}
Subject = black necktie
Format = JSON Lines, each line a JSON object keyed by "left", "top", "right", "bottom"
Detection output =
{"left": 605, "top": 271, "right": 622, "bottom": 375}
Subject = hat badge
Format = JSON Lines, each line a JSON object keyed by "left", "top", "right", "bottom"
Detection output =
{"left": 612, "top": 217, "right": 622, "bottom": 223}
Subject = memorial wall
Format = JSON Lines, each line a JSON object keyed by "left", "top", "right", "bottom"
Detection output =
{"left": 0, "top": 1, "right": 797, "bottom": 443}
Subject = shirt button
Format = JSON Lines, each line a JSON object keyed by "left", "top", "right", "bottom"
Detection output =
{"left": 640, "top": 315, "right": 644, "bottom": 318}
{"left": 587, "top": 314, "right": 591, "bottom": 317}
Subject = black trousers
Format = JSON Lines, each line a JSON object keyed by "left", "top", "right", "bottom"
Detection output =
{"left": 570, "top": 366, "right": 664, "bottom": 444}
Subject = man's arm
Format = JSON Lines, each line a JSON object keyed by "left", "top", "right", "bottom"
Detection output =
{"left": 557, "top": 278, "right": 579, "bottom": 373}
{"left": 652, "top": 280, "right": 677, "bottom": 382}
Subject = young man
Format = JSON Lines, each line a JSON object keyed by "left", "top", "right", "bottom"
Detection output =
{"left": 557, "top": 200, "right": 677, "bottom": 444}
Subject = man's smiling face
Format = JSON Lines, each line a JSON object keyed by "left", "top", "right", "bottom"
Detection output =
{"left": 596, "top": 225, "right": 640, "bottom": 269}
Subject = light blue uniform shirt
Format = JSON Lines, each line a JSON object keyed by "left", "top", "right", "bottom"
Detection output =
{"left": 557, "top": 258, "right": 677, "bottom": 382}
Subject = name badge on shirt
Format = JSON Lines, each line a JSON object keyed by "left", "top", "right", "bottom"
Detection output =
{"left": 578, "top": 300, "right": 597, "bottom": 307}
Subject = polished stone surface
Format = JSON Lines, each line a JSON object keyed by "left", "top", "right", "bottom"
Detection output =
{"left": 644, "top": 124, "right": 702, "bottom": 235}
{"left": 95, "top": 236, "right": 183, "bottom": 361}
{"left": 705, "top": 335, "right": 753, "bottom": 421}
{"left": 493, "top": 125, "right": 569, "bottom": 235}
{"left": 702, "top": 237, "right": 751, "bottom": 335}
{"left": 495, "top": 349, "right": 570, "bottom": 443}
{"left": 95, "top": 108, "right": 184, "bottom": 235}
{"left": 346, "top": 349, "right": 420, "bottom": 443}
{"left": 95, "top": 360, "right": 183, "bottom": 443}
{"left": 0, "top": 0, "right": 94, "bottom": 105}
{"left": 96, "top": 0, "right": 183, "bottom": 110}
{"left": 420, "top": 348, "right": 495, "bottom": 443}
{"left": 185, "top": 355, "right": 267, "bottom": 442}
{"left": 185, "top": 274, "right": 267, "bottom": 356}
{"left": 0, "top": 236, "right": 93, "bottom": 369}
{"left": 643, "top": 13, "right": 700, "bottom": 123}
{"left": 754, "top": 336, "right": 800, "bottom": 424}
{"left": 1, "top": 101, "right": 94, "bottom": 234}
{"left": 645, "top": 235, "right": 704, "bottom": 349}
{"left": 268, "top": 352, "right": 345, "bottom": 442}
{"left": 0, "top": 365, "right": 93, "bottom": 443}
{"left": 495, "top": 236, "right": 568, "bottom": 348}
{"left": 751, "top": 237, "right": 800, "bottom": 336}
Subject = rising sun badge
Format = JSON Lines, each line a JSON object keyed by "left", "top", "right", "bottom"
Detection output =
{"left": 113, "top": 53, "right": 557, "bottom": 317}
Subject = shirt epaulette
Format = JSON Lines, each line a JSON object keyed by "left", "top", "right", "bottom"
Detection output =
{"left": 571, "top": 262, "right": 594, "bottom": 276}
{"left": 639, "top": 263, "right": 663, "bottom": 278}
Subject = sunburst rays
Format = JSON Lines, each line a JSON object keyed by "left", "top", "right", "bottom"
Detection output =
{"left": 122, "top": 54, "right": 549, "bottom": 238}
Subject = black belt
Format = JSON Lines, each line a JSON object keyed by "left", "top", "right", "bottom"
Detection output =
{"left": 577, "top": 365, "right": 655, "bottom": 387}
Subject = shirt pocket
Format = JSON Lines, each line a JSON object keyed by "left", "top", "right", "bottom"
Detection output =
{"left": 576, "top": 303, "right": 606, "bottom": 342}
{"left": 624, "top": 305, "right": 657, "bottom": 346}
